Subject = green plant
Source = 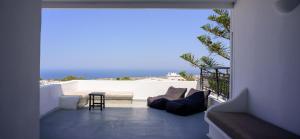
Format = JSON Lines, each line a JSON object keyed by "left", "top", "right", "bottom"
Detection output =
{"left": 207, "top": 76, "right": 229, "bottom": 97}
{"left": 199, "top": 9, "right": 230, "bottom": 60}
{"left": 178, "top": 71, "right": 195, "bottom": 81}
{"left": 180, "top": 9, "right": 230, "bottom": 68}
{"left": 180, "top": 54, "right": 218, "bottom": 68}
{"left": 116, "top": 77, "right": 131, "bottom": 80}
{"left": 61, "top": 75, "right": 85, "bottom": 81}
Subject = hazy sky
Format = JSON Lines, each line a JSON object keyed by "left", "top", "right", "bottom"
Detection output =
{"left": 41, "top": 9, "right": 229, "bottom": 71}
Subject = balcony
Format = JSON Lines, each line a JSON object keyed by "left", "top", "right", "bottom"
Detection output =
{"left": 40, "top": 79, "right": 211, "bottom": 139}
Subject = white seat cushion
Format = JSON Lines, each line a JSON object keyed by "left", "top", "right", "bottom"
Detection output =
{"left": 59, "top": 95, "right": 80, "bottom": 109}
{"left": 105, "top": 92, "right": 133, "bottom": 100}
{"left": 78, "top": 95, "right": 88, "bottom": 108}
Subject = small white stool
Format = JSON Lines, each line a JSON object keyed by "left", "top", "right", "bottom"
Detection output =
{"left": 59, "top": 95, "right": 81, "bottom": 110}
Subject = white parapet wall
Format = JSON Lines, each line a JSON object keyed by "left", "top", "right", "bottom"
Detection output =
{"left": 40, "top": 80, "right": 197, "bottom": 117}
{"left": 77, "top": 80, "right": 197, "bottom": 100}
{"left": 40, "top": 84, "right": 61, "bottom": 117}
{"left": 39, "top": 81, "right": 79, "bottom": 117}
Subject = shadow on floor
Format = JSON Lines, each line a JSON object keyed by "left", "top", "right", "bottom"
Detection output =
{"left": 40, "top": 107, "right": 208, "bottom": 139}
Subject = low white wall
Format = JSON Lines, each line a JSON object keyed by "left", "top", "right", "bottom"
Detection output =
{"left": 39, "top": 81, "right": 78, "bottom": 117}
{"left": 59, "top": 81, "right": 79, "bottom": 94}
{"left": 40, "top": 84, "right": 62, "bottom": 117}
{"left": 77, "top": 80, "right": 197, "bottom": 100}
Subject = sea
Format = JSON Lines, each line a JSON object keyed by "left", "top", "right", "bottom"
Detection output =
{"left": 40, "top": 69, "right": 199, "bottom": 80}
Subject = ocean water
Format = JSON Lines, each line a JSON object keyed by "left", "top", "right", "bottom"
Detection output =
{"left": 40, "top": 69, "right": 199, "bottom": 80}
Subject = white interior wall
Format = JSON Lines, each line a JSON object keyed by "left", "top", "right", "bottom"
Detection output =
{"left": 0, "top": 0, "right": 41, "bottom": 139}
{"left": 232, "top": 0, "right": 300, "bottom": 135}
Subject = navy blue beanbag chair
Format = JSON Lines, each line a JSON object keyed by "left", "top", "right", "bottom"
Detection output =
{"left": 148, "top": 98, "right": 169, "bottom": 110}
{"left": 166, "top": 91, "right": 206, "bottom": 116}
{"left": 147, "top": 86, "right": 187, "bottom": 110}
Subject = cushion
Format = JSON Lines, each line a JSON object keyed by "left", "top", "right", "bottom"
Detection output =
{"left": 165, "top": 86, "right": 187, "bottom": 99}
{"left": 186, "top": 88, "right": 201, "bottom": 97}
{"left": 106, "top": 93, "right": 133, "bottom": 100}
{"left": 186, "top": 89, "right": 210, "bottom": 109}
{"left": 207, "top": 111, "right": 300, "bottom": 139}
{"left": 147, "top": 95, "right": 164, "bottom": 106}
{"left": 165, "top": 99, "right": 187, "bottom": 115}
{"left": 147, "top": 86, "right": 187, "bottom": 107}
{"left": 59, "top": 95, "right": 80, "bottom": 109}
{"left": 148, "top": 98, "right": 169, "bottom": 110}
{"left": 77, "top": 95, "right": 88, "bottom": 108}
{"left": 166, "top": 91, "right": 205, "bottom": 116}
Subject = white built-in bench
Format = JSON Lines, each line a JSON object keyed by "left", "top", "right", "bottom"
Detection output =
{"left": 105, "top": 91, "right": 133, "bottom": 101}
{"left": 59, "top": 91, "right": 133, "bottom": 109}
{"left": 205, "top": 89, "right": 299, "bottom": 139}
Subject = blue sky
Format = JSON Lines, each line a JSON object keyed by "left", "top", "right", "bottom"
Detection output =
{"left": 41, "top": 9, "right": 229, "bottom": 72}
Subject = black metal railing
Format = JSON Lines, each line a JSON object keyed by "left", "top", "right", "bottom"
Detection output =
{"left": 199, "top": 67, "right": 230, "bottom": 100}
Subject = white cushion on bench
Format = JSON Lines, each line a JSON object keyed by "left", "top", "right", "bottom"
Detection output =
{"left": 105, "top": 91, "right": 133, "bottom": 100}
{"left": 59, "top": 95, "right": 80, "bottom": 109}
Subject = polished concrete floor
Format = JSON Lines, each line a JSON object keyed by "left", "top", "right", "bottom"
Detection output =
{"left": 40, "top": 107, "right": 209, "bottom": 139}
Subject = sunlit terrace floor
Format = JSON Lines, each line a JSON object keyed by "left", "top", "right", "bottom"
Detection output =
{"left": 40, "top": 101, "right": 209, "bottom": 139}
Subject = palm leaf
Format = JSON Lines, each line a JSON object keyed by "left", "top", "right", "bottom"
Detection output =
{"left": 180, "top": 53, "right": 201, "bottom": 68}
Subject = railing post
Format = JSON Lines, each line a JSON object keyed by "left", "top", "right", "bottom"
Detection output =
{"left": 215, "top": 69, "right": 220, "bottom": 98}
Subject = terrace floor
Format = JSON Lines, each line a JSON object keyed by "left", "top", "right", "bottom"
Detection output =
{"left": 40, "top": 101, "right": 209, "bottom": 139}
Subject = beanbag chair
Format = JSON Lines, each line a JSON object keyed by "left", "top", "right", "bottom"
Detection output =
{"left": 147, "top": 86, "right": 187, "bottom": 109}
{"left": 166, "top": 91, "right": 206, "bottom": 116}
{"left": 148, "top": 98, "right": 169, "bottom": 110}
{"left": 186, "top": 89, "right": 211, "bottom": 110}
